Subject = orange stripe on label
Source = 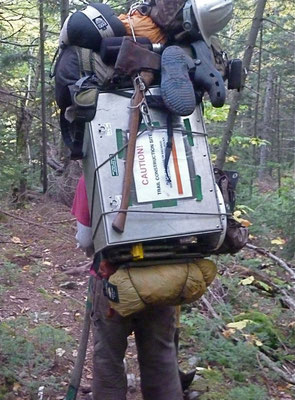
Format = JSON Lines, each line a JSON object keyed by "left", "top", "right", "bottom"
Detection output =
{"left": 172, "top": 137, "right": 183, "bottom": 195}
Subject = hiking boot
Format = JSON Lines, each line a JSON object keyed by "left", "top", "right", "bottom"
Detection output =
{"left": 179, "top": 369, "right": 197, "bottom": 391}
{"left": 184, "top": 390, "right": 201, "bottom": 400}
{"left": 160, "top": 46, "right": 196, "bottom": 116}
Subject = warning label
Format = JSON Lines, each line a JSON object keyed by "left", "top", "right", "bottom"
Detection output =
{"left": 133, "top": 129, "right": 192, "bottom": 203}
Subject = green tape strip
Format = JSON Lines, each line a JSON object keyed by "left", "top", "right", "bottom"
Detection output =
{"left": 194, "top": 175, "right": 203, "bottom": 201}
{"left": 139, "top": 122, "right": 160, "bottom": 131}
{"left": 152, "top": 199, "right": 178, "bottom": 208}
{"left": 183, "top": 118, "right": 194, "bottom": 146}
{"left": 65, "top": 385, "right": 77, "bottom": 400}
{"left": 86, "top": 299, "right": 92, "bottom": 311}
{"left": 116, "top": 129, "right": 125, "bottom": 159}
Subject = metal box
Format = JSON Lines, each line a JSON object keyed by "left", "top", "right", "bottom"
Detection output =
{"left": 83, "top": 87, "right": 226, "bottom": 261}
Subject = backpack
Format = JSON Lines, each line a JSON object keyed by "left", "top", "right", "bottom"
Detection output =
{"left": 214, "top": 168, "right": 249, "bottom": 254}
{"left": 59, "top": 3, "right": 126, "bottom": 50}
{"left": 148, "top": 0, "right": 187, "bottom": 32}
{"left": 54, "top": 45, "right": 114, "bottom": 159}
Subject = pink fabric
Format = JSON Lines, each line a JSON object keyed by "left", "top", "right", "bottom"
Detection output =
{"left": 71, "top": 175, "right": 91, "bottom": 227}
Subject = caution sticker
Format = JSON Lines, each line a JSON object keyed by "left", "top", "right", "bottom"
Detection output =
{"left": 133, "top": 129, "right": 192, "bottom": 203}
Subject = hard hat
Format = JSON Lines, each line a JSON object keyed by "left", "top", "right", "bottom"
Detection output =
{"left": 190, "top": 0, "right": 233, "bottom": 46}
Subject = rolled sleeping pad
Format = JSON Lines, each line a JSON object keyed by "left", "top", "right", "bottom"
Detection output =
{"left": 59, "top": 3, "right": 126, "bottom": 51}
{"left": 100, "top": 36, "right": 153, "bottom": 65}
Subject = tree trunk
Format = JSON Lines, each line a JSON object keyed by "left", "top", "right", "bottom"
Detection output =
{"left": 276, "top": 78, "right": 282, "bottom": 190}
{"left": 249, "top": 26, "right": 263, "bottom": 198}
{"left": 215, "top": 0, "right": 268, "bottom": 170}
{"left": 15, "top": 50, "right": 41, "bottom": 199}
{"left": 39, "top": 0, "right": 48, "bottom": 193}
{"left": 60, "top": 0, "right": 69, "bottom": 27}
{"left": 258, "top": 69, "right": 274, "bottom": 181}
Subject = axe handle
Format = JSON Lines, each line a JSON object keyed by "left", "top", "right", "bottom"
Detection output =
{"left": 112, "top": 71, "right": 154, "bottom": 233}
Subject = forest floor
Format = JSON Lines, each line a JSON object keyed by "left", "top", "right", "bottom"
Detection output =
{"left": 0, "top": 197, "right": 295, "bottom": 400}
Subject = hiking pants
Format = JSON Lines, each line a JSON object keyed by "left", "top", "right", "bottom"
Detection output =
{"left": 91, "top": 278, "right": 183, "bottom": 400}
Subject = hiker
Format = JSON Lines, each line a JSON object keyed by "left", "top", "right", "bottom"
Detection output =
{"left": 59, "top": 2, "right": 246, "bottom": 399}
{"left": 72, "top": 175, "right": 184, "bottom": 400}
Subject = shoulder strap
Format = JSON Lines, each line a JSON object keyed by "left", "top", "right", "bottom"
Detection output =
{"left": 75, "top": 46, "right": 94, "bottom": 78}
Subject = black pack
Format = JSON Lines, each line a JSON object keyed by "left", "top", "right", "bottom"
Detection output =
{"left": 214, "top": 168, "right": 249, "bottom": 254}
{"left": 54, "top": 45, "right": 114, "bottom": 159}
{"left": 59, "top": 3, "right": 126, "bottom": 50}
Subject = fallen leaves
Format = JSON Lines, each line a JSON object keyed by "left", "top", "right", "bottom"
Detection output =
{"left": 271, "top": 237, "right": 286, "bottom": 246}
{"left": 226, "top": 155, "right": 239, "bottom": 163}
{"left": 223, "top": 322, "right": 264, "bottom": 348}
{"left": 56, "top": 348, "right": 66, "bottom": 357}
{"left": 11, "top": 236, "right": 22, "bottom": 243}
{"left": 226, "top": 319, "right": 253, "bottom": 330}
{"left": 13, "top": 382, "right": 21, "bottom": 392}
{"left": 239, "top": 276, "right": 255, "bottom": 286}
{"left": 233, "top": 210, "right": 252, "bottom": 227}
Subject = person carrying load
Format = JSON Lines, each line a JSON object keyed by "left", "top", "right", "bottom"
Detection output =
{"left": 55, "top": 1, "right": 247, "bottom": 399}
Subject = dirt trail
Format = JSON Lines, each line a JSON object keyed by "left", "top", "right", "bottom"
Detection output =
{"left": 0, "top": 199, "right": 142, "bottom": 399}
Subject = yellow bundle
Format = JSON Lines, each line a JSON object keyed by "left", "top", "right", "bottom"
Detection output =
{"left": 108, "top": 259, "right": 217, "bottom": 317}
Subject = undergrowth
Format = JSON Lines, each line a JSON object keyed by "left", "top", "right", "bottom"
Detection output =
{"left": 0, "top": 316, "right": 74, "bottom": 398}
{"left": 180, "top": 270, "right": 295, "bottom": 400}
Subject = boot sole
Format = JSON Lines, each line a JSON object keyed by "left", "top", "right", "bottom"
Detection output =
{"left": 161, "top": 46, "right": 196, "bottom": 116}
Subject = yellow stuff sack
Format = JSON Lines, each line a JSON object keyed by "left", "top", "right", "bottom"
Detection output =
{"left": 108, "top": 259, "right": 217, "bottom": 317}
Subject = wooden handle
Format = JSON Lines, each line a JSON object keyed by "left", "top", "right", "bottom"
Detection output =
{"left": 112, "top": 71, "right": 154, "bottom": 233}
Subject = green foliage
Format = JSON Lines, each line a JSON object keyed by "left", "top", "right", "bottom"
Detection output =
{"left": 0, "top": 285, "right": 6, "bottom": 306}
{"left": 234, "top": 311, "right": 281, "bottom": 349}
{"left": 201, "top": 336, "right": 258, "bottom": 372}
{"left": 0, "top": 316, "right": 74, "bottom": 395}
{"left": 0, "top": 53, "right": 36, "bottom": 67}
{"left": 204, "top": 102, "right": 230, "bottom": 123}
{"left": 0, "top": 261, "right": 20, "bottom": 286}
{"left": 199, "top": 379, "right": 267, "bottom": 400}
{"left": 0, "top": 118, "right": 42, "bottom": 198}
{"left": 239, "top": 257, "right": 263, "bottom": 269}
{"left": 208, "top": 135, "right": 269, "bottom": 149}
{"left": 228, "top": 384, "right": 267, "bottom": 400}
{"left": 181, "top": 313, "right": 258, "bottom": 378}
{"left": 241, "top": 176, "right": 295, "bottom": 259}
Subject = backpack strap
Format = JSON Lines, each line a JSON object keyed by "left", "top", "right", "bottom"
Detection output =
{"left": 164, "top": 112, "right": 173, "bottom": 183}
{"left": 60, "top": 110, "right": 84, "bottom": 160}
{"left": 75, "top": 46, "right": 94, "bottom": 77}
{"left": 214, "top": 167, "right": 238, "bottom": 213}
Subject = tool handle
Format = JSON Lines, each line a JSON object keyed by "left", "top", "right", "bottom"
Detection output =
{"left": 112, "top": 71, "right": 154, "bottom": 233}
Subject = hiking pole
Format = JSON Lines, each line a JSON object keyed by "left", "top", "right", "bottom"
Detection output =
{"left": 112, "top": 70, "right": 154, "bottom": 233}
{"left": 65, "top": 278, "right": 93, "bottom": 400}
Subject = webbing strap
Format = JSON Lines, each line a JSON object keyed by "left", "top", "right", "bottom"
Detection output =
{"left": 164, "top": 113, "right": 173, "bottom": 183}
{"left": 183, "top": 0, "right": 193, "bottom": 31}
{"left": 76, "top": 46, "right": 93, "bottom": 77}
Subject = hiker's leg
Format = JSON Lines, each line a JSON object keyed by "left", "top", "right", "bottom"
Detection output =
{"left": 91, "top": 279, "right": 132, "bottom": 400}
{"left": 135, "top": 305, "right": 183, "bottom": 400}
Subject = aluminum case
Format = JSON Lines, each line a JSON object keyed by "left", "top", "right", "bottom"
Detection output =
{"left": 83, "top": 87, "right": 226, "bottom": 257}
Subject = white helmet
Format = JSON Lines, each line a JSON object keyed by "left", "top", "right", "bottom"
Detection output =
{"left": 190, "top": 0, "right": 233, "bottom": 46}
